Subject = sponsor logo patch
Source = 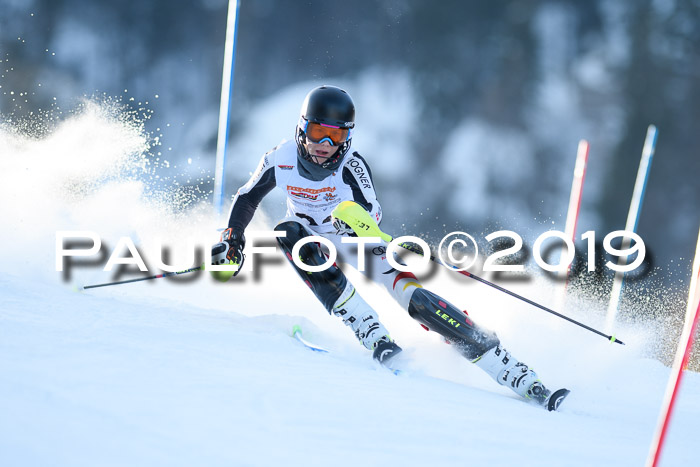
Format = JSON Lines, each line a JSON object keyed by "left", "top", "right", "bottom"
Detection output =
{"left": 372, "top": 246, "right": 386, "bottom": 256}
{"left": 286, "top": 185, "right": 336, "bottom": 202}
{"left": 435, "top": 309, "right": 461, "bottom": 328}
{"left": 348, "top": 159, "right": 371, "bottom": 189}
{"left": 290, "top": 191, "right": 318, "bottom": 200}
{"left": 278, "top": 165, "right": 294, "bottom": 170}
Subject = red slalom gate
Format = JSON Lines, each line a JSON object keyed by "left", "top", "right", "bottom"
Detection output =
{"left": 646, "top": 228, "right": 700, "bottom": 466}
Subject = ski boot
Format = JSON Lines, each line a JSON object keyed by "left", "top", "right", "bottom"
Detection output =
{"left": 373, "top": 336, "right": 402, "bottom": 364}
{"left": 331, "top": 283, "right": 390, "bottom": 350}
{"left": 372, "top": 336, "right": 403, "bottom": 374}
{"left": 543, "top": 387, "right": 571, "bottom": 411}
{"left": 474, "top": 345, "right": 570, "bottom": 411}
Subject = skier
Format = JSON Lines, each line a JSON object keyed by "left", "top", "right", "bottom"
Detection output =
{"left": 212, "top": 85, "right": 568, "bottom": 410}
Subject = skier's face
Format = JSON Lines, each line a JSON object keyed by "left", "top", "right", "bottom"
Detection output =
{"left": 305, "top": 140, "right": 339, "bottom": 165}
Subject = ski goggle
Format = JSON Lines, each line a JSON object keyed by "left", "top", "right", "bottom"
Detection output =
{"left": 299, "top": 118, "right": 352, "bottom": 146}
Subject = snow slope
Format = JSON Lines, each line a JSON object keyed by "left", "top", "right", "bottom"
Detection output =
{"left": 1, "top": 102, "right": 698, "bottom": 467}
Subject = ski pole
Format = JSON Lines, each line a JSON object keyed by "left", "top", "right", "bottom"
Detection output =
{"left": 81, "top": 265, "right": 203, "bottom": 290}
{"left": 332, "top": 201, "right": 624, "bottom": 345}
{"left": 397, "top": 241, "right": 623, "bottom": 344}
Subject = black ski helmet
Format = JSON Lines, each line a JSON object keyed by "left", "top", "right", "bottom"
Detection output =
{"left": 295, "top": 85, "right": 355, "bottom": 180}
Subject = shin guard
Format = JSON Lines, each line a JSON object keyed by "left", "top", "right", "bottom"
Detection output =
{"left": 407, "top": 288, "right": 499, "bottom": 360}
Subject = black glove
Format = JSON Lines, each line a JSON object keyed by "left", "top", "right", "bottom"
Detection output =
{"left": 332, "top": 217, "right": 356, "bottom": 236}
{"left": 211, "top": 228, "right": 246, "bottom": 276}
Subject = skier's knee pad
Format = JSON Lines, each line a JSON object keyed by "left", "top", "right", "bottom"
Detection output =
{"left": 407, "top": 288, "right": 500, "bottom": 360}
{"left": 274, "top": 220, "right": 347, "bottom": 312}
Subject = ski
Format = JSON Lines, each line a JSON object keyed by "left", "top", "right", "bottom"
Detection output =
{"left": 292, "top": 325, "right": 329, "bottom": 353}
{"left": 291, "top": 325, "right": 402, "bottom": 375}
{"left": 383, "top": 364, "right": 402, "bottom": 376}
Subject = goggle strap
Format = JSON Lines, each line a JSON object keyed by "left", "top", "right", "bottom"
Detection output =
{"left": 298, "top": 116, "right": 309, "bottom": 132}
